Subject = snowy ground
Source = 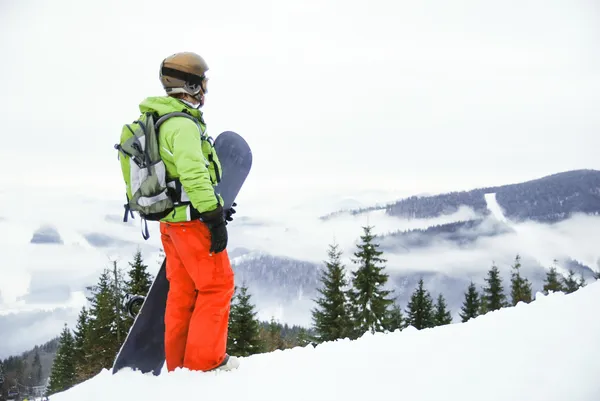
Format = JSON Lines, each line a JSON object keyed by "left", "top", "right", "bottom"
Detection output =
{"left": 484, "top": 192, "right": 508, "bottom": 222}
{"left": 50, "top": 282, "right": 600, "bottom": 401}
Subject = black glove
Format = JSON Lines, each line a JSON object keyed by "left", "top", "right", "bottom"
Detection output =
{"left": 198, "top": 205, "right": 228, "bottom": 254}
{"left": 224, "top": 202, "right": 237, "bottom": 225}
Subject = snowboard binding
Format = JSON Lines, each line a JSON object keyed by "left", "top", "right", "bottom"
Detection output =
{"left": 123, "top": 294, "right": 146, "bottom": 319}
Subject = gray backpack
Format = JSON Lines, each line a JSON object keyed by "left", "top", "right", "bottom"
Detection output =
{"left": 115, "top": 111, "right": 204, "bottom": 239}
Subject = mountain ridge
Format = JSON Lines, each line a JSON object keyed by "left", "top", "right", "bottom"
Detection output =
{"left": 320, "top": 169, "right": 600, "bottom": 223}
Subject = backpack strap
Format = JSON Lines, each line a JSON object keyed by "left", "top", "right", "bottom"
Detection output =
{"left": 155, "top": 112, "right": 206, "bottom": 135}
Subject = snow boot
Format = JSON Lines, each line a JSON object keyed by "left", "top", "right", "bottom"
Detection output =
{"left": 213, "top": 354, "right": 240, "bottom": 372}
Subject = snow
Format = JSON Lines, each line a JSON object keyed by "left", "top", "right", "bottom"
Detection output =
{"left": 482, "top": 192, "right": 596, "bottom": 272}
{"left": 484, "top": 192, "right": 508, "bottom": 222}
{"left": 51, "top": 282, "right": 600, "bottom": 401}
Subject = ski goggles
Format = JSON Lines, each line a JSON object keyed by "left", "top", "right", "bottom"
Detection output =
{"left": 184, "top": 74, "right": 208, "bottom": 95}
{"left": 162, "top": 66, "right": 208, "bottom": 94}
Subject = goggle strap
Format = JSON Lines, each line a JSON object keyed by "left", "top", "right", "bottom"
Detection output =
{"left": 161, "top": 66, "right": 206, "bottom": 87}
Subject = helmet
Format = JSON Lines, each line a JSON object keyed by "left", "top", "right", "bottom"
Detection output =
{"left": 159, "top": 52, "right": 209, "bottom": 105}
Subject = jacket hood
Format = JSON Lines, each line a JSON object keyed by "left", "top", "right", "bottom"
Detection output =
{"left": 138, "top": 96, "right": 203, "bottom": 120}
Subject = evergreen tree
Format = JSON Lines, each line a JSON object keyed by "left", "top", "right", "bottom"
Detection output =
{"left": 578, "top": 273, "right": 586, "bottom": 288}
{"left": 562, "top": 270, "right": 580, "bottom": 294}
{"left": 459, "top": 282, "right": 481, "bottom": 322}
{"left": 72, "top": 307, "right": 94, "bottom": 381}
{"left": 543, "top": 263, "right": 564, "bottom": 294}
{"left": 481, "top": 262, "right": 507, "bottom": 312}
{"left": 227, "top": 285, "right": 264, "bottom": 357}
{"left": 295, "top": 328, "right": 311, "bottom": 346}
{"left": 125, "top": 249, "right": 153, "bottom": 297}
{"left": 510, "top": 254, "right": 533, "bottom": 305}
{"left": 14, "top": 356, "right": 24, "bottom": 386}
{"left": 311, "top": 243, "right": 352, "bottom": 342}
{"left": 265, "top": 317, "right": 285, "bottom": 351}
{"left": 123, "top": 251, "right": 153, "bottom": 328}
{"left": 433, "top": 294, "right": 453, "bottom": 326}
{"left": 85, "top": 268, "right": 126, "bottom": 373}
{"left": 405, "top": 279, "right": 435, "bottom": 330}
{"left": 32, "top": 351, "right": 42, "bottom": 385}
{"left": 385, "top": 302, "right": 405, "bottom": 332}
{"left": 346, "top": 226, "right": 394, "bottom": 338}
{"left": 47, "top": 325, "right": 76, "bottom": 395}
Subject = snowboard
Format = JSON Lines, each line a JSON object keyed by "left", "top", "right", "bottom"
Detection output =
{"left": 112, "top": 131, "right": 252, "bottom": 375}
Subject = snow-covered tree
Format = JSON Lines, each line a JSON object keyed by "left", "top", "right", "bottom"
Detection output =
{"left": 311, "top": 243, "right": 352, "bottom": 342}
{"left": 346, "top": 226, "right": 394, "bottom": 338}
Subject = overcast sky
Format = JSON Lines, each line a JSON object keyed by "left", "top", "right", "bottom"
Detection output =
{"left": 0, "top": 0, "right": 599, "bottom": 357}
{"left": 1, "top": 0, "right": 598, "bottom": 206}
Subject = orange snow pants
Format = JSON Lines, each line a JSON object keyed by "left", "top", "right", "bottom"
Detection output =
{"left": 159, "top": 220, "right": 234, "bottom": 372}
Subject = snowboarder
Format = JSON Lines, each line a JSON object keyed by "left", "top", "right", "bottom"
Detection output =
{"left": 132, "top": 51, "right": 239, "bottom": 372}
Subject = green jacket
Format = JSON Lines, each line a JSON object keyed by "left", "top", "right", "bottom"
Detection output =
{"left": 138, "top": 96, "right": 222, "bottom": 223}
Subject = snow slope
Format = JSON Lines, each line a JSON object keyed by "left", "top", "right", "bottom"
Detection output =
{"left": 484, "top": 192, "right": 508, "bottom": 222}
{"left": 51, "top": 282, "right": 600, "bottom": 401}
{"left": 483, "top": 192, "right": 598, "bottom": 271}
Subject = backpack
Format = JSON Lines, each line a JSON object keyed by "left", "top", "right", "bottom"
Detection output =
{"left": 114, "top": 111, "right": 209, "bottom": 239}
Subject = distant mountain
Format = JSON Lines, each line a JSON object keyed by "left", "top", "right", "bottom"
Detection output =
{"left": 233, "top": 254, "right": 321, "bottom": 301}
{"left": 30, "top": 225, "right": 63, "bottom": 245}
{"left": 1, "top": 337, "right": 58, "bottom": 398}
{"left": 231, "top": 254, "right": 321, "bottom": 324}
{"left": 233, "top": 251, "right": 598, "bottom": 327}
{"left": 234, "top": 170, "right": 600, "bottom": 324}
{"left": 322, "top": 169, "right": 600, "bottom": 223}
{"left": 379, "top": 218, "right": 513, "bottom": 251}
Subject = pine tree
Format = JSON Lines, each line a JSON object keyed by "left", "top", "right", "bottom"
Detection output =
{"left": 543, "top": 262, "right": 564, "bottom": 294}
{"left": 14, "top": 356, "right": 25, "bottom": 386}
{"left": 510, "top": 254, "right": 533, "bottom": 305}
{"left": 405, "top": 279, "right": 435, "bottom": 330}
{"left": 579, "top": 273, "right": 586, "bottom": 288}
{"left": 459, "top": 282, "right": 481, "bottom": 322}
{"left": 346, "top": 226, "right": 394, "bottom": 338}
{"left": 265, "top": 317, "right": 285, "bottom": 351}
{"left": 125, "top": 249, "right": 153, "bottom": 297}
{"left": 112, "top": 261, "right": 128, "bottom": 343}
{"left": 227, "top": 285, "right": 264, "bottom": 357}
{"left": 385, "top": 302, "right": 405, "bottom": 332}
{"left": 295, "top": 328, "right": 311, "bottom": 346}
{"left": 481, "top": 262, "right": 507, "bottom": 312}
{"left": 85, "top": 268, "right": 126, "bottom": 373}
{"left": 32, "top": 351, "right": 42, "bottom": 385}
{"left": 562, "top": 269, "right": 580, "bottom": 294}
{"left": 311, "top": 243, "right": 352, "bottom": 342}
{"left": 72, "top": 307, "right": 94, "bottom": 381}
{"left": 47, "top": 325, "right": 76, "bottom": 395}
{"left": 433, "top": 294, "right": 453, "bottom": 326}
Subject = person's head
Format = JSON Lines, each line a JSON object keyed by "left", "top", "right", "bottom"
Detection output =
{"left": 159, "top": 52, "right": 209, "bottom": 108}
